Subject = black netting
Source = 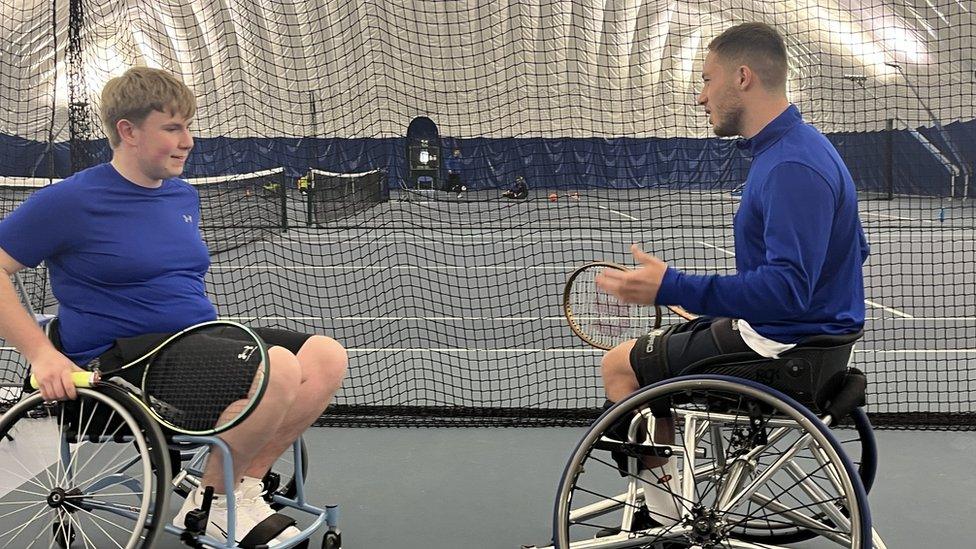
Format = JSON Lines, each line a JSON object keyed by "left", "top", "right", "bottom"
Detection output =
{"left": 1, "top": 1, "right": 973, "bottom": 428}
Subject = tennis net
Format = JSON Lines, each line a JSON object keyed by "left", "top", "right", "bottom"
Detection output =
{"left": 306, "top": 168, "right": 388, "bottom": 225}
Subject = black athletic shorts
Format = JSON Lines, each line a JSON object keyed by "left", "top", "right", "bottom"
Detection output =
{"left": 46, "top": 323, "right": 312, "bottom": 386}
{"left": 444, "top": 173, "right": 463, "bottom": 191}
{"left": 628, "top": 317, "right": 759, "bottom": 388}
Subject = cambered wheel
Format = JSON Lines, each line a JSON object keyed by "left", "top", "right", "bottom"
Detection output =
{"left": 552, "top": 375, "right": 871, "bottom": 549}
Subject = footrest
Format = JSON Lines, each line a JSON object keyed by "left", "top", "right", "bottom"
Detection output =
{"left": 240, "top": 513, "right": 298, "bottom": 548}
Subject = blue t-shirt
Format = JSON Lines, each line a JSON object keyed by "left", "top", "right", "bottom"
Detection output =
{"left": 0, "top": 163, "right": 217, "bottom": 364}
{"left": 657, "top": 105, "right": 869, "bottom": 343}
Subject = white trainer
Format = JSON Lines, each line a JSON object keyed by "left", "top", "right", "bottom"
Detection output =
{"left": 238, "top": 477, "right": 302, "bottom": 543}
{"left": 173, "top": 487, "right": 258, "bottom": 544}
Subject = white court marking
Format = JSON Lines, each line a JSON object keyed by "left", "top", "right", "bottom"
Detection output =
{"left": 698, "top": 241, "right": 735, "bottom": 256}
{"left": 218, "top": 316, "right": 976, "bottom": 323}
{"left": 238, "top": 235, "right": 735, "bottom": 245}
{"left": 212, "top": 265, "right": 576, "bottom": 271}
{"left": 343, "top": 348, "right": 976, "bottom": 354}
{"left": 221, "top": 316, "right": 660, "bottom": 322}
{"left": 862, "top": 211, "right": 936, "bottom": 224}
{"left": 864, "top": 299, "right": 914, "bottom": 318}
{"left": 209, "top": 262, "right": 732, "bottom": 272}
{"left": 595, "top": 205, "right": 639, "bottom": 221}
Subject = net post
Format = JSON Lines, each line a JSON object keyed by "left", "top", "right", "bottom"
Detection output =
{"left": 884, "top": 118, "right": 894, "bottom": 200}
{"left": 305, "top": 169, "right": 314, "bottom": 226}
{"left": 278, "top": 170, "right": 288, "bottom": 230}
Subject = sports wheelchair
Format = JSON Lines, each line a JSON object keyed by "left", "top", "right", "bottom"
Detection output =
{"left": 0, "top": 315, "right": 341, "bottom": 549}
{"left": 528, "top": 331, "right": 888, "bottom": 549}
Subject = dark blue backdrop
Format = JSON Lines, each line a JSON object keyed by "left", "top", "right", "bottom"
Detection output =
{"left": 3, "top": 118, "right": 973, "bottom": 197}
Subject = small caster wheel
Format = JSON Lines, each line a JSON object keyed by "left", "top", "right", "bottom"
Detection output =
{"left": 322, "top": 530, "right": 342, "bottom": 549}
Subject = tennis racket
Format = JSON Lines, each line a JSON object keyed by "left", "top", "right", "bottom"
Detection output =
{"left": 31, "top": 320, "right": 269, "bottom": 436}
{"left": 563, "top": 261, "right": 696, "bottom": 350}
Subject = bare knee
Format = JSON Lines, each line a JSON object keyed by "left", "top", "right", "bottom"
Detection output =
{"left": 298, "top": 335, "right": 347, "bottom": 390}
{"left": 601, "top": 339, "right": 639, "bottom": 401}
{"left": 266, "top": 346, "right": 301, "bottom": 406}
{"left": 601, "top": 339, "right": 636, "bottom": 382}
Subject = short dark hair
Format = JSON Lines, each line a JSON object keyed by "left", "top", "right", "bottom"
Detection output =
{"left": 708, "top": 23, "right": 788, "bottom": 91}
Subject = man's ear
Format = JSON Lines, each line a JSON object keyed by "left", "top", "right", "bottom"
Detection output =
{"left": 737, "top": 64, "right": 760, "bottom": 91}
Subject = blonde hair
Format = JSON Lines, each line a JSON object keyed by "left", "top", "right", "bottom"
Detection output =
{"left": 99, "top": 67, "right": 196, "bottom": 147}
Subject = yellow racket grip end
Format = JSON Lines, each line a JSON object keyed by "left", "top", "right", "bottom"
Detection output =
{"left": 29, "top": 371, "right": 98, "bottom": 390}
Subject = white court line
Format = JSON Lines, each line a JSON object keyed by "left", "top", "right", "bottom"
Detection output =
{"left": 211, "top": 265, "right": 575, "bottom": 271}
{"left": 215, "top": 315, "right": 976, "bottom": 323}
{"left": 864, "top": 299, "right": 914, "bottom": 318}
{"left": 698, "top": 241, "right": 735, "bottom": 256}
{"left": 344, "top": 347, "right": 976, "bottom": 354}
{"left": 4, "top": 345, "right": 974, "bottom": 354}
{"left": 862, "top": 211, "right": 935, "bottom": 224}
{"left": 222, "top": 317, "right": 326, "bottom": 321}
{"left": 222, "top": 316, "right": 659, "bottom": 322}
{"left": 209, "top": 263, "right": 731, "bottom": 271}
{"left": 855, "top": 349, "right": 976, "bottom": 354}
{"left": 869, "top": 239, "right": 976, "bottom": 245}
{"left": 865, "top": 229, "right": 976, "bottom": 234}
{"left": 882, "top": 317, "right": 976, "bottom": 321}
{"left": 348, "top": 348, "right": 604, "bottom": 353}
{"left": 596, "top": 205, "right": 639, "bottom": 221}
{"left": 250, "top": 236, "right": 728, "bottom": 244}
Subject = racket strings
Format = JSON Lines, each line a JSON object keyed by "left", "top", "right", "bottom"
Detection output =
{"left": 141, "top": 327, "right": 266, "bottom": 433}
{"left": 592, "top": 288, "right": 632, "bottom": 336}
{"left": 569, "top": 266, "right": 654, "bottom": 348}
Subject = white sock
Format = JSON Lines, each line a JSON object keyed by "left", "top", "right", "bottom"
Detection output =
{"left": 240, "top": 476, "right": 263, "bottom": 492}
{"left": 640, "top": 460, "right": 683, "bottom": 527}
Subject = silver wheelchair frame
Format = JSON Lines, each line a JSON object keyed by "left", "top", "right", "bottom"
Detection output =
{"left": 527, "top": 337, "right": 889, "bottom": 549}
{"left": 163, "top": 435, "right": 339, "bottom": 549}
{"left": 0, "top": 277, "right": 341, "bottom": 548}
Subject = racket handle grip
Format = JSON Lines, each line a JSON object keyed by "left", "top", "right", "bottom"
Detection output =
{"left": 29, "top": 371, "right": 98, "bottom": 389}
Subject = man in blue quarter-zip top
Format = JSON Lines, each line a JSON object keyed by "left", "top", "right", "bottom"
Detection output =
{"left": 594, "top": 22, "right": 870, "bottom": 528}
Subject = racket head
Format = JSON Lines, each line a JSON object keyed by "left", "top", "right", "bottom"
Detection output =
{"left": 137, "top": 320, "right": 269, "bottom": 435}
{"left": 563, "top": 262, "right": 663, "bottom": 350}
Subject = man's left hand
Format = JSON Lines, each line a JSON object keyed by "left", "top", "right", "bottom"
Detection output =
{"left": 595, "top": 244, "right": 668, "bottom": 305}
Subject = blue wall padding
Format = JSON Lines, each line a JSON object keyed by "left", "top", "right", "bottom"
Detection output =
{"left": 3, "top": 118, "right": 973, "bottom": 197}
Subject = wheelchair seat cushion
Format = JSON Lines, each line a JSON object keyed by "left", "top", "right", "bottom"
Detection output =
{"left": 684, "top": 331, "right": 862, "bottom": 412}
{"left": 629, "top": 317, "right": 757, "bottom": 388}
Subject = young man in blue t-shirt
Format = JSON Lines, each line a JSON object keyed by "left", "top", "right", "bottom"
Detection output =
{"left": 0, "top": 67, "right": 347, "bottom": 546}
{"left": 594, "top": 23, "right": 870, "bottom": 527}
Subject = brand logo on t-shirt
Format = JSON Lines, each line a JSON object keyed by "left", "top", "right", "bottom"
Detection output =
{"left": 182, "top": 214, "right": 193, "bottom": 223}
